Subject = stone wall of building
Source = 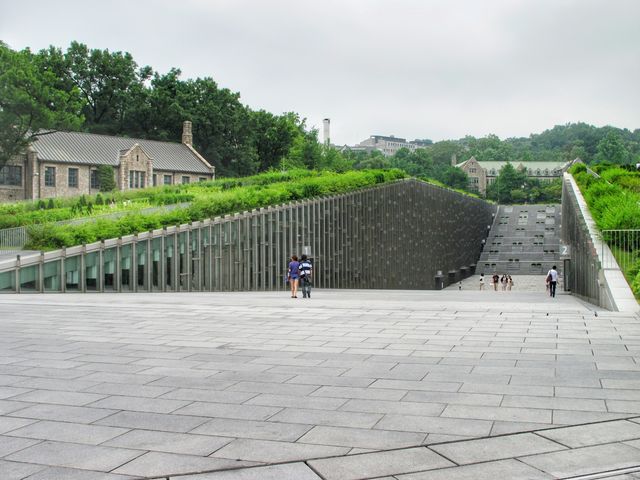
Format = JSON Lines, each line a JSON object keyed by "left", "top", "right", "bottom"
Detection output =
{"left": 118, "top": 145, "right": 154, "bottom": 191}
{"left": 0, "top": 155, "right": 28, "bottom": 202}
{"left": 38, "top": 162, "right": 97, "bottom": 199}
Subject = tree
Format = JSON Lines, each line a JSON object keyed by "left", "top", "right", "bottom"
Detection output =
{"left": 287, "top": 128, "right": 322, "bottom": 170}
{"left": 595, "top": 131, "right": 629, "bottom": 165}
{"left": 250, "top": 111, "right": 304, "bottom": 171}
{"left": 37, "top": 42, "right": 151, "bottom": 134}
{"left": 486, "top": 163, "right": 528, "bottom": 204}
{"left": 97, "top": 165, "right": 116, "bottom": 192}
{"left": 0, "top": 43, "right": 83, "bottom": 169}
{"left": 440, "top": 166, "right": 469, "bottom": 190}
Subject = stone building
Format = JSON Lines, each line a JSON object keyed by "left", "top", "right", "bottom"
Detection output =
{"left": 0, "top": 121, "right": 214, "bottom": 202}
{"left": 352, "top": 135, "right": 430, "bottom": 157}
{"left": 455, "top": 156, "right": 571, "bottom": 195}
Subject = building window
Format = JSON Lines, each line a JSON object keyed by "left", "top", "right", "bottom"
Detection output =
{"left": 181, "top": 176, "right": 190, "bottom": 184}
{"left": 153, "top": 174, "right": 157, "bottom": 186}
{"left": 199, "top": 177, "right": 207, "bottom": 182}
{"left": 163, "top": 175, "right": 172, "bottom": 185}
{"left": 68, "top": 168, "right": 79, "bottom": 188}
{"left": 90, "top": 170, "right": 99, "bottom": 189}
{"left": 0, "top": 165, "right": 22, "bottom": 186}
{"left": 129, "top": 171, "right": 146, "bottom": 189}
{"left": 469, "top": 168, "right": 476, "bottom": 173}
{"left": 45, "top": 167, "right": 56, "bottom": 187}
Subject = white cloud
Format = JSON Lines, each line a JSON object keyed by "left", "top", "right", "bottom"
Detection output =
{"left": 2, "top": 0, "right": 638, "bottom": 144}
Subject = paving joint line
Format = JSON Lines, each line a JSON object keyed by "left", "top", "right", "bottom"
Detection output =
{"left": 130, "top": 414, "right": 640, "bottom": 479}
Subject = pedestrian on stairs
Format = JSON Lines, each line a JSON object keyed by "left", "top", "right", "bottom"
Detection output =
{"left": 479, "top": 274, "right": 485, "bottom": 290}
{"left": 546, "top": 266, "right": 558, "bottom": 298}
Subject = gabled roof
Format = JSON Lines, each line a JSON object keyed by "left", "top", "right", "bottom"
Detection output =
{"left": 478, "top": 160, "right": 569, "bottom": 172}
{"left": 30, "top": 131, "right": 212, "bottom": 174}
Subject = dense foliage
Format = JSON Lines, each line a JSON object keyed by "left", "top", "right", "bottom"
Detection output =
{"left": 3, "top": 41, "right": 639, "bottom": 182}
{"left": 570, "top": 163, "right": 640, "bottom": 297}
{"left": 23, "top": 169, "right": 407, "bottom": 250}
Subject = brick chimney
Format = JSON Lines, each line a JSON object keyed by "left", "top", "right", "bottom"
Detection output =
{"left": 451, "top": 153, "right": 458, "bottom": 166}
{"left": 182, "top": 121, "right": 193, "bottom": 146}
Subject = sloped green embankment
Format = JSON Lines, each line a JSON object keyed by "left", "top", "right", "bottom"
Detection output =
{"left": 570, "top": 163, "right": 640, "bottom": 297}
{"left": 21, "top": 169, "right": 407, "bottom": 251}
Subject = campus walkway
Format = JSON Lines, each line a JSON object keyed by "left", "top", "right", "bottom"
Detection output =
{"left": 0, "top": 287, "right": 639, "bottom": 479}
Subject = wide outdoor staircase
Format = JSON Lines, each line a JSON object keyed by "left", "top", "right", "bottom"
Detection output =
{"left": 478, "top": 204, "right": 562, "bottom": 275}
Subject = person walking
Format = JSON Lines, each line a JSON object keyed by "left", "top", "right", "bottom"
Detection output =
{"left": 546, "top": 265, "right": 558, "bottom": 298}
{"left": 479, "top": 273, "right": 485, "bottom": 290}
{"left": 299, "top": 255, "right": 313, "bottom": 299}
{"left": 287, "top": 255, "right": 300, "bottom": 298}
{"left": 492, "top": 273, "right": 499, "bottom": 291}
{"left": 500, "top": 274, "right": 508, "bottom": 291}
{"left": 507, "top": 275, "right": 514, "bottom": 291}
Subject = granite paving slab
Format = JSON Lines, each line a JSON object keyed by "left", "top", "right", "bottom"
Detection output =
{"left": 0, "top": 289, "right": 638, "bottom": 478}
{"left": 428, "top": 432, "right": 566, "bottom": 464}
{"left": 519, "top": 443, "right": 640, "bottom": 478}
{"left": 177, "top": 462, "right": 322, "bottom": 479}
{"left": 308, "top": 447, "right": 454, "bottom": 480}
{"left": 394, "top": 458, "right": 553, "bottom": 479}
{"left": 5, "top": 440, "right": 143, "bottom": 472}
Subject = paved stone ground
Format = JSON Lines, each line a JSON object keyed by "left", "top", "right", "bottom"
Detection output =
{"left": 0, "top": 286, "right": 639, "bottom": 479}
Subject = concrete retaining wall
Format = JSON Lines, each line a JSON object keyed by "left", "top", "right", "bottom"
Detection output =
{"left": 0, "top": 178, "right": 496, "bottom": 293}
{"left": 561, "top": 173, "right": 638, "bottom": 312}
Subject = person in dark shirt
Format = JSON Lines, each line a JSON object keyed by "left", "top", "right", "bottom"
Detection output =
{"left": 299, "top": 255, "right": 313, "bottom": 298}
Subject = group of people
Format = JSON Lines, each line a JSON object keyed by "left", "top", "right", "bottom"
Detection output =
{"left": 287, "top": 255, "right": 313, "bottom": 298}
{"left": 477, "top": 266, "right": 559, "bottom": 297}
{"left": 479, "top": 273, "right": 514, "bottom": 291}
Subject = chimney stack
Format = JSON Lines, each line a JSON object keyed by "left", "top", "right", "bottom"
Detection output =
{"left": 451, "top": 153, "right": 457, "bottom": 166}
{"left": 323, "top": 118, "right": 330, "bottom": 146}
{"left": 182, "top": 121, "right": 193, "bottom": 147}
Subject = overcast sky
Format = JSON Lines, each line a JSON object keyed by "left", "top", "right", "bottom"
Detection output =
{"left": 2, "top": 0, "right": 639, "bottom": 145}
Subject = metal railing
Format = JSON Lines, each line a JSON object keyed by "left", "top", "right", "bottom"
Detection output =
{"left": 0, "top": 226, "right": 29, "bottom": 251}
{"left": 601, "top": 230, "right": 640, "bottom": 283}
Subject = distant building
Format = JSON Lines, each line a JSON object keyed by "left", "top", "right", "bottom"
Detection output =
{"left": 0, "top": 121, "right": 214, "bottom": 203}
{"left": 455, "top": 156, "right": 572, "bottom": 195}
{"left": 352, "top": 135, "right": 430, "bottom": 157}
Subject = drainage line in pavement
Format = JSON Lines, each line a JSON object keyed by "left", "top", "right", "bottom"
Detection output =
{"left": 560, "top": 465, "right": 640, "bottom": 480}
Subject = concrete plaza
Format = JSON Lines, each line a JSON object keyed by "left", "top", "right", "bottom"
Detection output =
{"left": 1, "top": 278, "right": 639, "bottom": 479}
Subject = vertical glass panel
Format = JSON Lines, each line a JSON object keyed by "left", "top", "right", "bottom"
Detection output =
{"left": 191, "top": 231, "right": 200, "bottom": 291}
{"left": 85, "top": 252, "right": 99, "bottom": 291}
{"left": 151, "top": 237, "right": 162, "bottom": 291}
{"left": 65, "top": 256, "right": 80, "bottom": 291}
{"left": 202, "top": 227, "right": 211, "bottom": 290}
{"left": 137, "top": 241, "right": 148, "bottom": 291}
{"left": 103, "top": 248, "right": 116, "bottom": 291}
{"left": 0, "top": 270, "right": 16, "bottom": 292}
{"left": 178, "top": 232, "right": 188, "bottom": 291}
{"left": 43, "top": 260, "right": 61, "bottom": 292}
{"left": 121, "top": 244, "right": 132, "bottom": 292}
{"left": 19, "top": 265, "right": 39, "bottom": 292}
{"left": 165, "top": 235, "right": 175, "bottom": 290}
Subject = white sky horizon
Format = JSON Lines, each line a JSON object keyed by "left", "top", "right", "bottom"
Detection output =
{"left": 2, "top": 0, "right": 638, "bottom": 145}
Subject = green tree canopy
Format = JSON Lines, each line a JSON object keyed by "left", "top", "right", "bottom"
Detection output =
{"left": 595, "top": 131, "right": 630, "bottom": 165}
{"left": 0, "top": 43, "right": 83, "bottom": 169}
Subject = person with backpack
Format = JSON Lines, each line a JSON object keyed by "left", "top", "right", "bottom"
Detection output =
{"left": 299, "top": 255, "right": 313, "bottom": 299}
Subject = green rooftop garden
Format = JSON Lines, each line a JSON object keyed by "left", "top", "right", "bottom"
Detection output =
{"left": 12, "top": 169, "right": 408, "bottom": 251}
{"left": 570, "top": 163, "right": 640, "bottom": 297}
